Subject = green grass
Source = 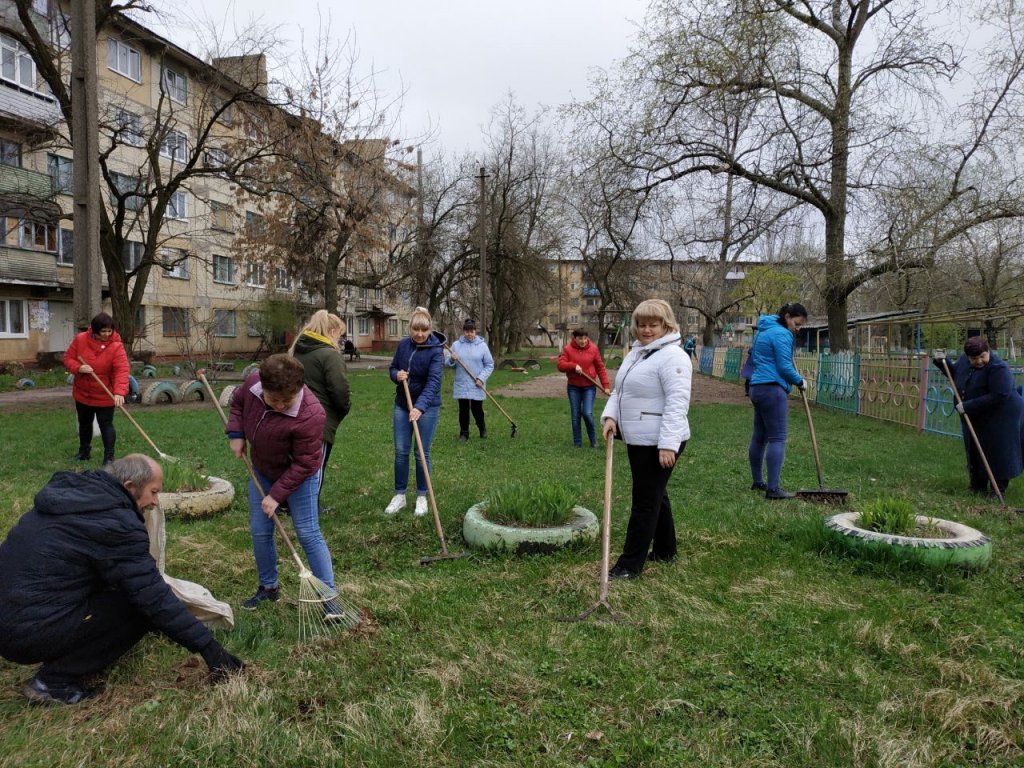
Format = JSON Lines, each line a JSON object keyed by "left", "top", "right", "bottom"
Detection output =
{"left": 483, "top": 480, "right": 577, "bottom": 527}
{"left": 1, "top": 368, "right": 1022, "bottom": 767}
{"left": 857, "top": 496, "right": 920, "bottom": 537}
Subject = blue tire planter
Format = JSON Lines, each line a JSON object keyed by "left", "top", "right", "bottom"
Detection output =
{"left": 15, "top": 378, "right": 34, "bottom": 389}
{"left": 177, "top": 380, "right": 206, "bottom": 402}
{"left": 462, "top": 503, "right": 599, "bottom": 554}
{"left": 141, "top": 380, "right": 182, "bottom": 405}
{"left": 824, "top": 512, "right": 992, "bottom": 570}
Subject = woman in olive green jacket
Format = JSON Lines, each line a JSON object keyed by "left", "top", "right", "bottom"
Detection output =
{"left": 290, "top": 311, "right": 351, "bottom": 503}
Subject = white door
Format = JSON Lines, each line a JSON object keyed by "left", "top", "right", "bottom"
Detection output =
{"left": 48, "top": 301, "right": 76, "bottom": 352}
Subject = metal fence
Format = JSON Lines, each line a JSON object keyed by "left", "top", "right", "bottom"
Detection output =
{"left": 696, "top": 345, "right": 996, "bottom": 440}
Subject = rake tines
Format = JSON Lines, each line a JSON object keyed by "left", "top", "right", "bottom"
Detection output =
{"left": 296, "top": 569, "right": 362, "bottom": 641}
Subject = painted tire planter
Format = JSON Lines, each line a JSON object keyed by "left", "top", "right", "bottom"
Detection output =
{"left": 824, "top": 512, "right": 992, "bottom": 570}
{"left": 463, "top": 503, "right": 599, "bottom": 554}
{"left": 157, "top": 475, "right": 235, "bottom": 521}
{"left": 241, "top": 363, "right": 260, "bottom": 379}
{"left": 141, "top": 380, "right": 182, "bottom": 405}
{"left": 177, "top": 380, "right": 207, "bottom": 402}
{"left": 218, "top": 384, "right": 238, "bottom": 409}
{"left": 142, "top": 364, "right": 158, "bottom": 378}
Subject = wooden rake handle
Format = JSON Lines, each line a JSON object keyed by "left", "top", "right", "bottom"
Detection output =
{"left": 444, "top": 344, "right": 517, "bottom": 426}
{"left": 599, "top": 433, "right": 614, "bottom": 602}
{"left": 401, "top": 378, "right": 449, "bottom": 553}
{"left": 937, "top": 358, "right": 1005, "bottom": 504}
{"left": 197, "top": 372, "right": 306, "bottom": 571}
{"left": 579, "top": 369, "right": 610, "bottom": 395}
{"left": 78, "top": 356, "right": 168, "bottom": 459}
{"left": 798, "top": 386, "right": 826, "bottom": 490}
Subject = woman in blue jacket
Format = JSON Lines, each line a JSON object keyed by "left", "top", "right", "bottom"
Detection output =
{"left": 446, "top": 318, "right": 494, "bottom": 440}
{"left": 747, "top": 303, "right": 808, "bottom": 499}
{"left": 386, "top": 307, "right": 446, "bottom": 517}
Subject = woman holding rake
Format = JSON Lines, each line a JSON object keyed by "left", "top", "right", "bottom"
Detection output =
{"left": 385, "top": 307, "right": 446, "bottom": 517}
{"left": 446, "top": 318, "right": 494, "bottom": 441}
{"left": 227, "top": 354, "right": 343, "bottom": 619}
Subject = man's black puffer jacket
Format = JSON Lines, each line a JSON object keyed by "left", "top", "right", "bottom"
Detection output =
{"left": 0, "top": 470, "right": 212, "bottom": 659}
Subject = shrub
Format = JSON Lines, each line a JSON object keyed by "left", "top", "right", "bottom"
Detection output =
{"left": 857, "top": 497, "right": 935, "bottom": 537}
{"left": 483, "top": 481, "right": 576, "bottom": 527}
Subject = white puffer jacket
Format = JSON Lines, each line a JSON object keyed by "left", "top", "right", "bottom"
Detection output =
{"left": 601, "top": 332, "right": 692, "bottom": 448}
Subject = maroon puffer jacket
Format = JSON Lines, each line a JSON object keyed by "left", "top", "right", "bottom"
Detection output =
{"left": 63, "top": 330, "right": 130, "bottom": 407}
{"left": 226, "top": 372, "right": 326, "bottom": 503}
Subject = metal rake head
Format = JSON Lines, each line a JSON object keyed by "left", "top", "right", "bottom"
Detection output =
{"left": 296, "top": 573, "right": 362, "bottom": 641}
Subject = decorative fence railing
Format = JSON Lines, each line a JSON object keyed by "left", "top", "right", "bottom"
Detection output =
{"left": 692, "top": 346, "right": 1024, "bottom": 440}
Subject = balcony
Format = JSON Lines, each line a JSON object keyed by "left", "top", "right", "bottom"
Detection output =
{"left": 0, "top": 163, "right": 53, "bottom": 198}
{"left": 0, "top": 245, "right": 58, "bottom": 286}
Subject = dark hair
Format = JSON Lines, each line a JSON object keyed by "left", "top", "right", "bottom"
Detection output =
{"left": 463, "top": 318, "right": 476, "bottom": 330}
{"left": 778, "top": 303, "right": 808, "bottom": 320}
{"left": 260, "top": 353, "right": 306, "bottom": 395}
{"left": 90, "top": 312, "right": 116, "bottom": 334}
{"left": 572, "top": 329, "right": 588, "bottom": 338}
{"left": 964, "top": 336, "right": 990, "bottom": 356}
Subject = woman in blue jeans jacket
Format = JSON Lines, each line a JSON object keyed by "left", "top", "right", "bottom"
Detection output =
{"left": 747, "top": 303, "right": 808, "bottom": 499}
{"left": 386, "top": 307, "right": 446, "bottom": 517}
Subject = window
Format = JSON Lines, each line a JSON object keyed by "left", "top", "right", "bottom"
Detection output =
{"left": 245, "top": 211, "right": 265, "bottom": 236}
{"left": 122, "top": 240, "right": 144, "bottom": 271}
{"left": 19, "top": 220, "right": 57, "bottom": 252}
{"left": 212, "top": 309, "right": 236, "bottom": 337}
{"left": 0, "top": 298, "right": 27, "bottom": 338}
{"left": 2, "top": 34, "right": 37, "bottom": 90}
{"left": 162, "top": 306, "right": 189, "bottom": 337}
{"left": 162, "top": 67, "right": 187, "bottom": 104}
{"left": 134, "top": 305, "right": 146, "bottom": 337}
{"left": 115, "top": 109, "right": 143, "bottom": 146}
{"left": 205, "top": 148, "right": 230, "bottom": 174}
{"left": 246, "top": 262, "right": 266, "bottom": 287}
{"left": 211, "top": 94, "right": 234, "bottom": 126}
{"left": 0, "top": 140, "right": 20, "bottom": 167}
{"left": 57, "top": 228, "right": 73, "bottom": 266}
{"left": 388, "top": 318, "right": 399, "bottom": 337}
{"left": 213, "top": 254, "right": 234, "bottom": 284}
{"left": 247, "top": 312, "right": 263, "bottom": 337}
{"left": 110, "top": 172, "right": 144, "bottom": 211}
{"left": 31, "top": 0, "right": 48, "bottom": 14}
{"left": 166, "top": 190, "right": 188, "bottom": 220}
{"left": 107, "top": 39, "right": 141, "bottom": 82}
{"left": 210, "top": 202, "right": 234, "bottom": 232}
{"left": 275, "top": 267, "right": 292, "bottom": 291}
{"left": 161, "top": 248, "right": 189, "bottom": 279}
{"left": 388, "top": 223, "right": 397, "bottom": 242}
{"left": 48, "top": 154, "right": 73, "bottom": 194}
{"left": 357, "top": 317, "right": 370, "bottom": 336}
{"left": 50, "top": 12, "right": 71, "bottom": 51}
{"left": 160, "top": 129, "right": 187, "bottom": 162}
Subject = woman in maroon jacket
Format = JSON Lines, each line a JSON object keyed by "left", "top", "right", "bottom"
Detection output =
{"left": 226, "top": 354, "right": 341, "bottom": 617}
{"left": 557, "top": 328, "right": 611, "bottom": 448}
{"left": 63, "top": 312, "right": 130, "bottom": 466}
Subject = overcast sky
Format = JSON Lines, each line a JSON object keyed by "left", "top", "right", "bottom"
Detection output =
{"left": 153, "top": 0, "right": 650, "bottom": 157}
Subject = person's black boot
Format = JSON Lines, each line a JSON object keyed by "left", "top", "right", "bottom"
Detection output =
{"left": 765, "top": 487, "right": 795, "bottom": 500}
{"left": 71, "top": 447, "right": 91, "bottom": 461}
{"left": 459, "top": 432, "right": 469, "bottom": 442}
{"left": 479, "top": 428, "right": 487, "bottom": 439}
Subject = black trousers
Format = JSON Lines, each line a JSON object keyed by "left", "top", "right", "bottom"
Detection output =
{"left": 5, "top": 591, "right": 150, "bottom": 685}
{"left": 458, "top": 399, "right": 486, "bottom": 435}
{"left": 614, "top": 442, "right": 685, "bottom": 574}
{"left": 75, "top": 401, "right": 116, "bottom": 460}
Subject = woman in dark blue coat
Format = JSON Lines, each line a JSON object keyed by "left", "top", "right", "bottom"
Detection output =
{"left": 933, "top": 336, "right": 1024, "bottom": 494}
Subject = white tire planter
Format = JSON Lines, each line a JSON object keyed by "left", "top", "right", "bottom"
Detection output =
{"left": 463, "top": 503, "right": 599, "bottom": 554}
{"left": 218, "top": 384, "right": 238, "bottom": 409}
{"left": 141, "top": 380, "right": 182, "bottom": 405}
{"left": 824, "top": 512, "right": 992, "bottom": 570}
{"left": 157, "top": 475, "right": 235, "bottom": 520}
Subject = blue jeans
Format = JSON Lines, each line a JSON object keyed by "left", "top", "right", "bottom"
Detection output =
{"left": 748, "top": 384, "right": 789, "bottom": 490}
{"left": 248, "top": 461, "right": 334, "bottom": 590}
{"left": 567, "top": 385, "right": 597, "bottom": 447}
{"left": 393, "top": 405, "right": 440, "bottom": 494}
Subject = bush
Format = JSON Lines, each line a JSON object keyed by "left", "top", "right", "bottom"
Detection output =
{"left": 482, "top": 480, "right": 576, "bottom": 527}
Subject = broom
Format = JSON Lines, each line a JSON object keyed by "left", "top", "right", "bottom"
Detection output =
{"left": 198, "top": 371, "right": 361, "bottom": 637}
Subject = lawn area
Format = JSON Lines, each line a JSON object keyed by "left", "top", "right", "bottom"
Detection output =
{"left": 0, "top": 369, "right": 1021, "bottom": 767}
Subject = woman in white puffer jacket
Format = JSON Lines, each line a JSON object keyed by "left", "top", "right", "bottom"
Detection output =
{"left": 601, "top": 299, "right": 692, "bottom": 579}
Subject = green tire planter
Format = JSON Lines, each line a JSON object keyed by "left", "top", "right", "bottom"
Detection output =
{"left": 157, "top": 475, "right": 235, "bottom": 521}
{"left": 824, "top": 512, "right": 992, "bottom": 570}
{"left": 176, "top": 380, "right": 207, "bottom": 402}
{"left": 141, "top": 380, "right": 182, "bottom": 405}
{"left": 463, "top": 502, "right": 599, "bottom": 555}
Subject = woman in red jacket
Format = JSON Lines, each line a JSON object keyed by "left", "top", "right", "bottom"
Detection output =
{"left": 557, "top": 329, "right": 611, "bottom": 448}
{"left": 63, "top": 312, "right": 130, "bottom": 466}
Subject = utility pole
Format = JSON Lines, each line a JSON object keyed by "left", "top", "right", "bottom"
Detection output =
{"left": 416, "top": 147, "right": 426, "bottom": 307}
{"left": 476, "top": 166, "right": 489, "bottom": 338}
{"left": 71, "top": 0, "right": 102, "bottom": 330}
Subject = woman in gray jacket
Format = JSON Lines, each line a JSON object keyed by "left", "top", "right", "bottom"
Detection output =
{"left": 601, "top": 299, "right": 692, "bottom": 579}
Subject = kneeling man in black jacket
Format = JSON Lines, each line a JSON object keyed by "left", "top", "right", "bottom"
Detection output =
{"left": 0, "top": 454, "right": 243, "bottom": 705}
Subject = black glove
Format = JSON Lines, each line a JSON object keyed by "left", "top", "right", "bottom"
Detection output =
{"left": 200, "top": 639, "right": 245, "bottom": 682}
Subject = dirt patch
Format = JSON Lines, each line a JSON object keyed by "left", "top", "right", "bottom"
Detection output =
{"left": 495, "top": 371, "right": 749, "bottom": 406}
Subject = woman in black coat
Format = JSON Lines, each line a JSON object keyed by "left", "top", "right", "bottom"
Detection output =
{"left": 933, "top": 336, "right": 1024, "bottom": 494}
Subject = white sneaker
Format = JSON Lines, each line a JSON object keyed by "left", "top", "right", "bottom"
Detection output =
{"left": 414, "top": 496, "right": 428, "bottom": 516}
{"left": 384, "top": 494, "right": 406, "bottom": 515}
